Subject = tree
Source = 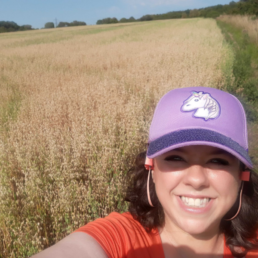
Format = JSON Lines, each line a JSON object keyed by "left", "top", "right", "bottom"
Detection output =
{"left": 45, "top": 22, "right": 54, "bottom": 28}
{"left": 20, "top": 25, "right": 32, "bottom": 30}
{"left": 69, "top": 20, "right": 87, "bottom": 26}
{"left": 205, "top": 10, "right": 220, "bottom": 18}
{"left": 139, "top": 15, "right": 153, "bottom": 21}
{"left": 96, "top": 17, "right": 118, "bottom": 25}
{"left": 182, "top": 12, "right": 188, "bottom": 18}
{"left": 0, "top": 21, "right": 19, "bottom": 30}
{"left": 119, "top": 18, "right": 128, "bottom": 23}
{"left": 96, "top": 20, "right": 103, "bottom": 25}
{"left": 129, "top": 16, "right": 136, "bottom": 21}
{"left": 189, "top": 9, "right": 200, "bottom": 17}
{"left": 110, "top": 18, "right": 118, "bottom": 23}
{"left": 57, "top": 22, "right": 70, "bottom": 27}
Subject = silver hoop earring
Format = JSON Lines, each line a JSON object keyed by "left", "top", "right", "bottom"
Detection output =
{"left": 225, "top": 182, "right": 244, "bottom": 221}
{"left": 147, "top": 169, "right": 154, "bottom": 207}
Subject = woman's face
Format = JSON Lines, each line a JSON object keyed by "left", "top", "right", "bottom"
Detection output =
{"left": 153, "top": 145, "right": 241, "bottom": 236}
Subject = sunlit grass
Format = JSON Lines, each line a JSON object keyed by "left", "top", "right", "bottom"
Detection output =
{"left": 218, "top": 15, "right": 258, "bottom": 44}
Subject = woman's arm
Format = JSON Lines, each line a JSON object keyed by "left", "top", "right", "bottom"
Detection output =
{"left": 31, "top": 232, "right": 108, "bottom": 258}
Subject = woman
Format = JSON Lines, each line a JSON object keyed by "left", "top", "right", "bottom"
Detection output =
{"left": 32, "top": 87, "right": 258, "bottom": 258}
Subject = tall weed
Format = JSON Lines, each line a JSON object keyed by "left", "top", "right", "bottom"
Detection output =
{"left": 217, "top": 17, "right": 258, "bottom": 165}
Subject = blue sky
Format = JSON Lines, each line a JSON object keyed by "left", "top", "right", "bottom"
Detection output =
{"left": 0, "top": 0, "right": 233, "bottom": 29}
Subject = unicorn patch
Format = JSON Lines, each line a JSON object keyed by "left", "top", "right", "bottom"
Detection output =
{"left": 181, "top": 91, "right": 220, "bottom": 121}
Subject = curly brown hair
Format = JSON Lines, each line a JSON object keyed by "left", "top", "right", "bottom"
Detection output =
{"left": 125, "top": 151, "right": 258, "bottom": 258}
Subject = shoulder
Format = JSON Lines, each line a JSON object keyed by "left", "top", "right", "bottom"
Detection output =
{"left": 75, "top": 212, "right": 163, "bottom": 258}
{"left": 246, "top": 250, "right": 258, "bottom": 258}
{"left": 75, "top": 212, "right": 160, "bottom": 244}
{"left": 75, "top": 212, "right": 143, "bottom": 234}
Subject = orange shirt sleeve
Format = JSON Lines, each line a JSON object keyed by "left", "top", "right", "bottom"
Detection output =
{"left": 74, "top": 212, "right": 164, "bottom": 258}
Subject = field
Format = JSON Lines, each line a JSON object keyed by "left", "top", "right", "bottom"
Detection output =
{"left": 218, "top": 15, "right": 258, "bottom": 43}
{"left": 0, "top": 18, "right": 233, "bottom": 257}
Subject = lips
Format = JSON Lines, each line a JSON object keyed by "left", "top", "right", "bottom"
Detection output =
{"left": 176, "top": 195, "right": 214, "bottom": 214}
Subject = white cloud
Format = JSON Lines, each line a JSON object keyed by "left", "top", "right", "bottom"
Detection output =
{"left": 108, "top": 6, "right": 121, "bottom": 13}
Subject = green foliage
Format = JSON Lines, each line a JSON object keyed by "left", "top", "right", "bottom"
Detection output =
{"left": 139, "top": 15, "right": 154, "bottom": 21}
{"left": 57, "top": 22, "right": 70, "bottom": 27}
{"left": 20, "top": 25, "right": 32, "bottom": 30}
{"left": 0, "top": 21, "right": 33, "bottom": 33}
{"left": 119, "top": 18, "right": 128, "bottom": 23}
{"left": 128, "top": 16, "right": 136, "bottom": 21}
{"left": 114, "top": 0, "right": 258, "bottom": 24}
{"left": 96, "top": 17, "right": 118, "bottom": 25}
{"left": 57, "top": 21, "right": 86, "bottom": 27}
{"left": 189, "top": 9, "right": 201, "bottom": 18}
{"left": 148, "top": 11, "right": 182, "bottom": 20}
{"left": 44, "top": 22, "right": 55, "bottom": 29}
{"left": 69, "top": 20, "right": 87, "bottom": 26}
{"left": 99, "top": 16, "right": 136, "bottom": 25}
{"left": 243, "top": 78, "right": 258, "bottom": 102}
{"left": 229, "top": 1, "right": 237, "bottom": 6}
{"left": 217, "top": 20, "right": 258, "bottom": 122}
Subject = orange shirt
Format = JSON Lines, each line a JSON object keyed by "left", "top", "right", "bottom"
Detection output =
{"left": 74, "top": 212, "right": 258, "bottom": 258}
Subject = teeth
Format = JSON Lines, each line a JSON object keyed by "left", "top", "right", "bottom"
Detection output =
{"left": 180, "top": 196, "right": 210, "bottom": 208}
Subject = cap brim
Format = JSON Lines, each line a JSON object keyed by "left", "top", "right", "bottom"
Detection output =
{"left": 147, "top": 129, "right": 253, "bottom": 169}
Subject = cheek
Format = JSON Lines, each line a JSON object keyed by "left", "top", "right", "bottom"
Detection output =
{"left": 153, "top": 170, "right": 182, "bottom": 196}
{"left": 208, "top": 170, "right": 240, "bottom": 200}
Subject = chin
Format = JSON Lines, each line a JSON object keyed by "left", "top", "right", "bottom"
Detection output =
{"left": 179, "top": 220, "right": 213, "bottom": 236}
{"left": 167, "top": 214, "right": 222, "bottom": 237}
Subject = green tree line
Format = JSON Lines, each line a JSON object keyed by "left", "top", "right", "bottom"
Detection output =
{"left": 44, "top": 20, "right": 86, "bottom": 29}
{"left": 96, "top": 17, "right": 135, "bottom": 24}
{"left": 0, "top": 20, "right": 87, "bottom": 34}
{"left": 96, "top": 0, "right": 258, "bottom": 25}
{"left": 0, "top": 21, "right": 33, "bottom": 33}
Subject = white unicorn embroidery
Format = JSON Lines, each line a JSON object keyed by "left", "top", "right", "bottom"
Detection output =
{"left": 181, "top": 91, "right": 220, "bottom": 121}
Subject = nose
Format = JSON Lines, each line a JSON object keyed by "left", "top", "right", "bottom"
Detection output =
{"left": 183, "top": 165, "right": 209, "bottom": 189}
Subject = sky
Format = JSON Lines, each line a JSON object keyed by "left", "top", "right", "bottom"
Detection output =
{"left": 0, "top": 0, "right": 234, "bottom": 29}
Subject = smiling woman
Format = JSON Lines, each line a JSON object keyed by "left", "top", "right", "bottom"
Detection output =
{"left": 32, "top": 87, "right": 258, "bottom": 258}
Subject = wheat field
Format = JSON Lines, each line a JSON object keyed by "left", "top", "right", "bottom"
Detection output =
{"left": 0, "top": 18, "right": 233, "bottom": 257}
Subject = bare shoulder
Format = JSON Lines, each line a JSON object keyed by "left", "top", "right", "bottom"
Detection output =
{"left": 31, "top": 232, "right": 108, "bottom": 258}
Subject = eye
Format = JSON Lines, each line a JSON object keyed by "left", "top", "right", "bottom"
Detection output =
{"left": 165, "top": 155, "right": 184, "bottom": 162}
{"left": 209, "top": 158, "right": 229, "bottom": 166}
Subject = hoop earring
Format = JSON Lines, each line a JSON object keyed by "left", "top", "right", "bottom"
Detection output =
{"left": 225, "top": 182, "right": 244, "bottom": 221}
{"left": 147, "top": 168, "right": 154, "bottom": 207}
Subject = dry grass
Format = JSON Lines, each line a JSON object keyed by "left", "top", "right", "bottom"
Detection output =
{"left": 0, "top": 18, "right": 233, "bottom": 257}
{"left": 218, "top": 15, "right": 258, "bottom": 43}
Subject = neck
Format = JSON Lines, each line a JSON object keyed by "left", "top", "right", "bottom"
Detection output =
{"left": 159, "top": 221, "right": 224, "bottom": 258}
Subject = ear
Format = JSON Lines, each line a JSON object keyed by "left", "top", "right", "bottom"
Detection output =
{"left": 202, "top": 94, "right": 209, "bottom": 100}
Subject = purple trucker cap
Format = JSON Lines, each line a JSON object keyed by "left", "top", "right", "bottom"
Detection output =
{"left": 146, "top": 86, "right": 253, "bottom": 169}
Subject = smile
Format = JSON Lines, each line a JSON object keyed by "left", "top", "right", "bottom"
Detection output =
{"left": 180, "top": 196, "right": 211, "bottom": 208}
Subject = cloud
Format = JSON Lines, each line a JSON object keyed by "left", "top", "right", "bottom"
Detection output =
{"left": 108, "top": 6, "right": 121, "bottom": 13}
